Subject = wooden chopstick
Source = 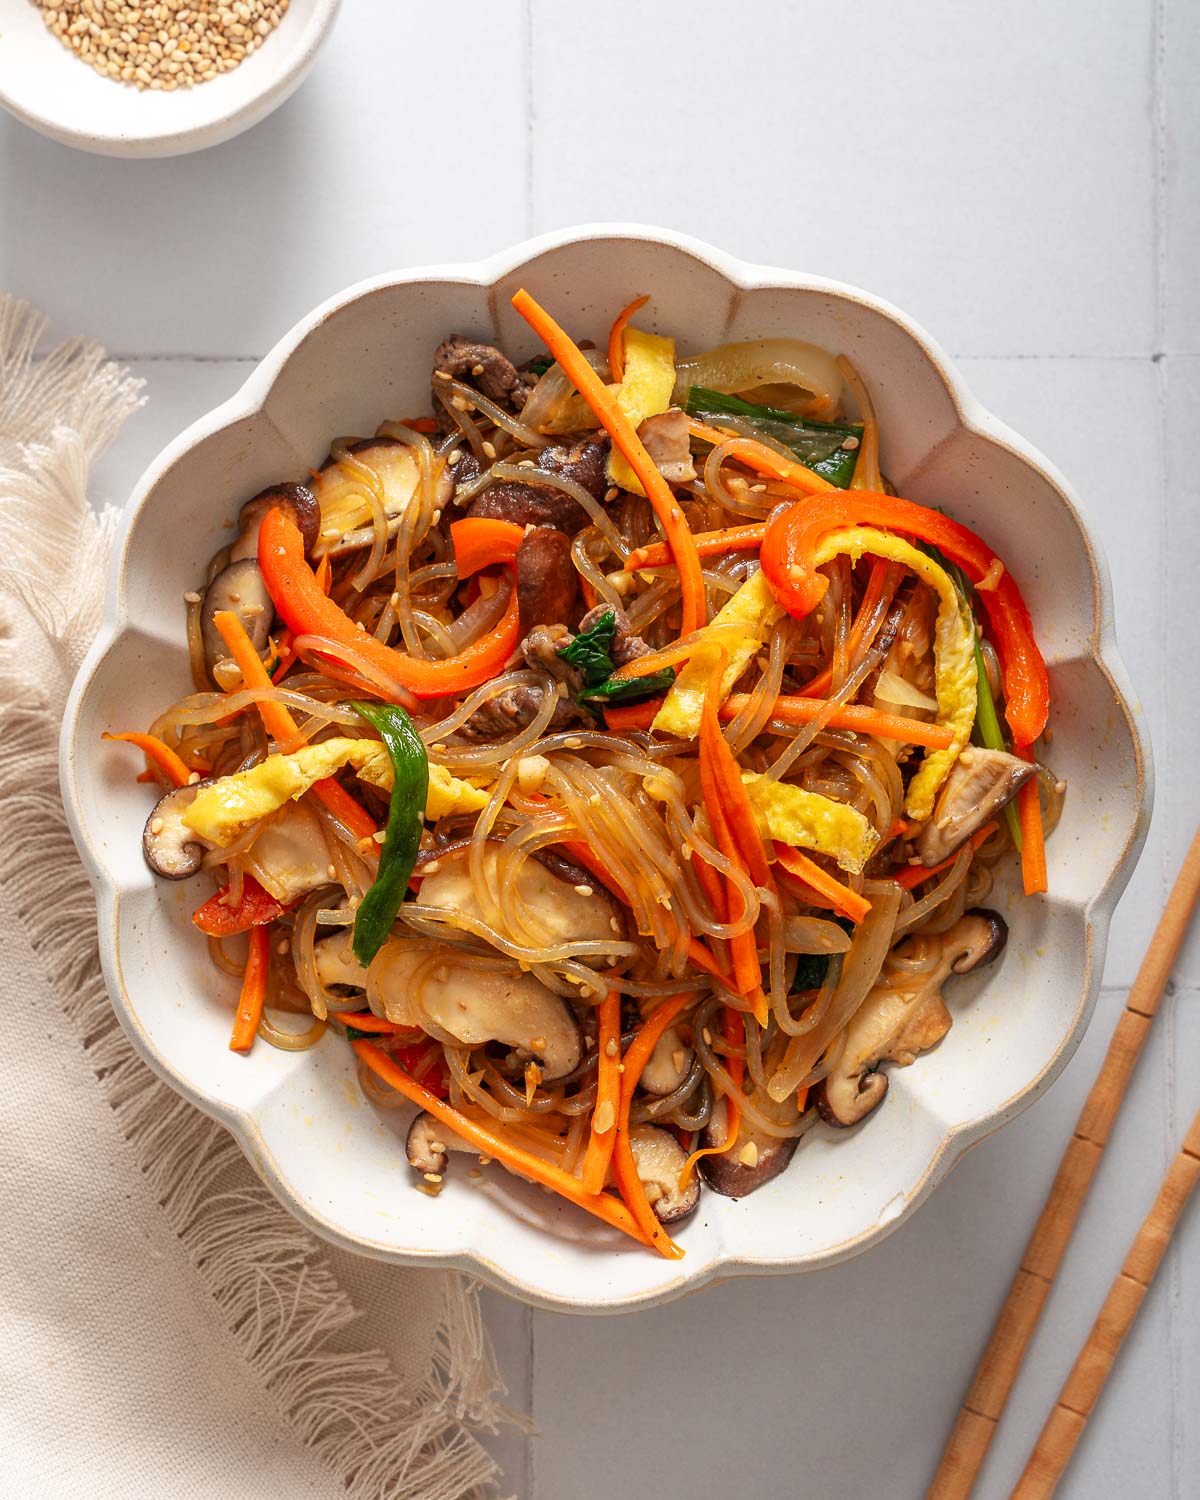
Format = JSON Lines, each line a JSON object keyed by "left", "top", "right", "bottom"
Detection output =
{"left": 926, "top": 826, "right": 1200, "bottom": 1500}
{"left": 1009, "top": 1105, "right": 1200, "bottom": 1498}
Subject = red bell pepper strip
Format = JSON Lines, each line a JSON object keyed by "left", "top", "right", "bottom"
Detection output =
{"left": 258, "top": 507, "right": 520, "bottom": 701}
{"left": 760, "top": 490, "right": 1049, "bottom": 748}
{"left": 450, "top": 517, "right": 524, "bottom": 575}
{"left": 193, "top": 875, "right": 289, "bottom": 936}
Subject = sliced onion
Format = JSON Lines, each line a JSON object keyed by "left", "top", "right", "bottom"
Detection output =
{"left": 673, "top": 339, "right": 843, "bottom": 419}
{"left": 874, "top": 668, "right": 939, "bottom": 713}
{"left": 522, "top": 350, "right": 609, "bottom": 434}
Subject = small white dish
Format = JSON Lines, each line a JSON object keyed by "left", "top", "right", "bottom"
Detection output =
{"left": 60, "top": 226, "right": 1152, "bottom": 1313}
{"left": 0, "top": 0, "right": 339, "bottom": 157}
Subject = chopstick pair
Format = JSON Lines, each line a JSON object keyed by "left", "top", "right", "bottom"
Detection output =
{"left": 926, "top": 827, "right": 1200, "bottom": 1500}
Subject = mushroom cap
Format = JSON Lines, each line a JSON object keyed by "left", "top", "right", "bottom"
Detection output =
{"left": 405, "top": 1112, "right": 450, "bottom": 1176}
{"left": 233, "top": 482, "right": 320, "bottom": 560}
{"left": 628, "top": 1125, "right": 700, "bottom": 1224}
{"left": 200, "top": 558, "right": 274, "bottom": 679}
{"left": 367, "top": 937, "right": 584, "bottom": 1082}
{"left": 698, "top": 1098, "right": 801, "bottom": 1197}
{"left": 917, "top": 747, "right": 1034, "bottom": 865}
{"left": 813, "top": 906, "right": 1010, "bottom": 1127}
{"left": 142, "top": 781, "right": 209, "bottom": 879}
{"left": 951, "top": 908, "right": 1009, "bottom": 972}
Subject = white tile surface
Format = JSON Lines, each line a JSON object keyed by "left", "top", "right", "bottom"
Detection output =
{"left": 4, "top": 0, "right": 1195, "bottom": 1496}
{"left": 530, "top": 0, "right": 1158, "bottom": 359}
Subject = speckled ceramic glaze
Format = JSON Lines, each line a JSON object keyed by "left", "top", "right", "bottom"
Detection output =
{"left": 60, "top": 226, "right": 1151, "bottom": 1312}
{"left": 0, "top": 0, "right": 340, "bottom": 157}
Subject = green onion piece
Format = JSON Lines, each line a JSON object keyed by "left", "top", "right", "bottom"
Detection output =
{"left": 557, "top": 609, "right": 617, "bottom": 686}
{"left": 350, "top": 701, "right": 429, "bottom": 966}
{"left": 526, "top": 356, "right": 553, "bottom": 377}
{"left": 683, "top": 385, "right": 863, "bottom": 488}
{"left": 579, "top": 666, "right": 677, "bottom": 706}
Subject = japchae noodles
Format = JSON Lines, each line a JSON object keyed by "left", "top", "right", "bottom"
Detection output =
{"left": 109, "top": 290, "right": 1062, "bottom": 1256}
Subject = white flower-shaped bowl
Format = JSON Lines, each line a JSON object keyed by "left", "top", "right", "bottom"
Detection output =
{"left": 0, "top": 0, "right": 340, "bottom": 157}
{"left": 61, "top": 226, "right": 1152, "bottom": 1313}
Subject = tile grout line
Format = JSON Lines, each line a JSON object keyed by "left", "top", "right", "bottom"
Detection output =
{"left": 1149, "top": 0, "right": 1181, "bottom": 1492}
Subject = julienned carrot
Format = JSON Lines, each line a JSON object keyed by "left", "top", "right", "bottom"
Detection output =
{"left": 103, "top": 731, "right": 194, "bottom": 788}
{"left": 1018, "top": 764, "right": 1048, "bottom": 895}
{"left": 602, "top": 694, "right": 956, "bottom": 751}
{"left": 698, "top": 656, "right": 766, "bottom": 1011}
{"left": 700, "top": 653, "right": 773, "bottom": 890}
{"left": 329, "top": 1011, "right": 424, "bottom": 1038}
{"left": 688, "top": 427, "right": 836, "bottom": 497}
{"left": 511, "top": 288, "right": 707, "bottom": 636}
{"left": 801, "top": 559, "right": 899, "bottom": 699}
{"left": 580, "top": 988, "right": 622, "bottom": 1195}
{"left": 352, "top": 1041, "right": 652, "bottom": 1249}
{"left": 627, "top": 521, "right": 766, "bottom": 571}
{"left": 229, "top": 924, "right": 270, "bottom": 1052}
{"left": 611, "top": 994, "right": 697, "bottom": 1258}
{"left": 772, "top": 843, "right": 872, "bottom": 924}
{"left": 212, "top": 609, "right": 378, "bottom": 843}
{"left": 892, "top": 821, "right": 997, "bottom": 890}
{"left": 607, "top": 293, "right": 649, "bottom": 383}
{"left": 213, "top": 609, "right": 300, "bottom": 744}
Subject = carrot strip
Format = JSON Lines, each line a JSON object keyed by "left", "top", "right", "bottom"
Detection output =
{"left": 511, "top": 288, "right": 707, "bottom": 636}
{"left": 892, "top": 822, "right": 997, "bottom": 890}
{"left": 699, "top": 640, "right": 775, "bottom": 1013}
{"left": 213, "top": 609, "right": 298, "bottom": 744}
{"left": 627, "top": 521, "right": 766, "bottom": 570}
{"left": 772, "top": 843, "right": 872, "bottom": 924}
{"left": 329, "top": 1012, "right": 424, "bottom": 1038}
{"left": 212, "top": 609, "right": 378, "bottom": 842}
{"left": 612, "top": 994, "right": 696, "bottom": 1258}
{"left": 229, "top": 924, "right": 270, "bottom": 1052}
{"left": 601, "top": 694, "right": 956, "bottom": 751}
{"left": 1018, "top": 764, "right": 1048, "bottom": 895}
{"left": 688, "top": 427, "right": 836, "bottom": 496}
{"left": 580, "top": 988, "right": 622, "bottom": 1195}
{"left": 700, "top": 656, "right": 774, "bottom": 891}
{"left": 607, "top": 293, "right": 649, "bottom": 384}
{"left": 103, "top": 731, "right": 194, "bottom": 788}
{"left": 352, "top": 1041, "right": 652, "bottom": 1248}
{"left": 608, "top": 630, "right": 710, "bottom": 681}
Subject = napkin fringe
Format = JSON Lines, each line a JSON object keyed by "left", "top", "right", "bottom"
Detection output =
{"left": 0, "top": 298, "right": 508, "bottom": 1500}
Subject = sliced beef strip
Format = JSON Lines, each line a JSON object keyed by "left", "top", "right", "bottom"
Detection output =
{"left": 465, "top": 438, "right": 612, "bottom": 535}
{"left": 433, "top": 334, "right": 527, "bottom": 408}
{"left": 516, "top": 527, "right": 578, "bottom": 631}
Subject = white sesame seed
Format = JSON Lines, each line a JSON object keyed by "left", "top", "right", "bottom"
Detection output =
{"left": 481, "top": 440, "right": 497, "bottom": 461}
{"left": 434, "top": 369, "right": 453, "bottom": 382}
{"left": 149, "top": 816, "right": 165, "bottom": 834}
{"left": 183, "top": 589, "right": 202, "bottom": 604}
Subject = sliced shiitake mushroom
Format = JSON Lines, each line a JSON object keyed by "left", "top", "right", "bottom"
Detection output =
{"left": 418, "top": 845, "right": 621, "bottom": 961}
{"left": 312, "top": 437, "right": 452, "bottom": 556}
{"left": 142, "top": 780, "right": 209, "bottom": 879}
{"left": 231, "top": 481, "right": 320, "bottom": 561}
{"left": 640, "top": 1023, "right": 692, "bottom": 1097}
{"left": 917, "top": 747, "right": 1035, "bottom": 865}
{"left": 367, "top": 938, "right": 583, "bottom": 1081}
{"left": 199, "top": 557, "right": 274, "bottom": 681}
{"left": 698, "top": 1096, "right": 801, "bottom": 1198}
{"left": 814, "top": 908, "right": 1009, "bottom": 1127}
{"left": 628, "top": 1125, "right": 700, "bottom": 1224}
{"left": 404, "top": 1111, "right": 479, "bottom": 1177}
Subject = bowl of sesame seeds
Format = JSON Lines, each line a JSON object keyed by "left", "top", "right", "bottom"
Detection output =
{"left": 0, "top": 0, "right": 341, "bottom": 156}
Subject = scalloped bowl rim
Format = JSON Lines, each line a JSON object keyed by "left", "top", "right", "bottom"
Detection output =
{"left": 60, "top": 225, "right": 1152, "bottom": 1313}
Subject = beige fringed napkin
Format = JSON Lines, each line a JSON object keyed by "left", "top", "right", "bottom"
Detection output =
{"left": 0, "top": 299, "right": 510, "bottom": 1500}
